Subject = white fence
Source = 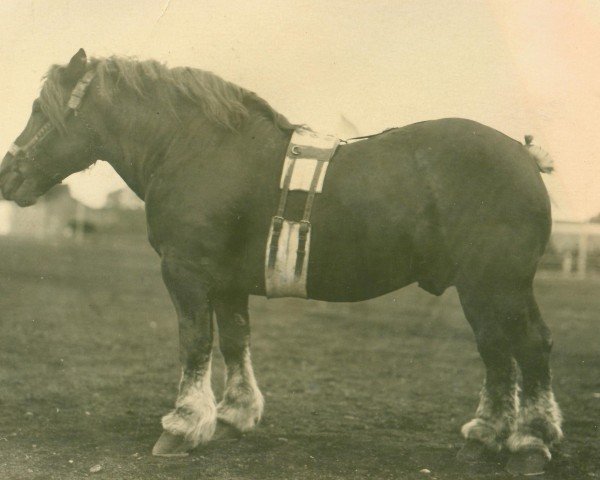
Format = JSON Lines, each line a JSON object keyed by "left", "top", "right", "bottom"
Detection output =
{"left": 552, "top": 221, "right": 600, "bottom": 278}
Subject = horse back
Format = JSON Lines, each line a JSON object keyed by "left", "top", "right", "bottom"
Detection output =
{"left": 304, "top": 118, "right": 551, "bottom": 300}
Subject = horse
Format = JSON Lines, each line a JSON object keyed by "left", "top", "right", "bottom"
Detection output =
{"left": 0, "top": 49, "right": 562, "bottom": 475}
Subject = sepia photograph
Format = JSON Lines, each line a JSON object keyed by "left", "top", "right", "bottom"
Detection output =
{"left": 0, "top": 1, "right": 598, "bottom": 479}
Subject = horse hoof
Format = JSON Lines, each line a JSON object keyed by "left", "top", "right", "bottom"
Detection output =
{"left": 506, "top": 450, "right": 549, "bottom": 476}
{"left": 152, "top": 430, "right": 193, "bottom": 457}
{"left": 213, "top": 419, "right": 243, "bottom": 441}
{"left": 457, "top": 440, "right": 491, "bottom": 463}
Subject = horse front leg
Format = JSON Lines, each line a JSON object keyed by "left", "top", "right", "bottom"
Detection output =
{"left": 152, "top": 256, "right": 217, "bottom": 457}
{"left": 213, "top": 291, "right": 264, "bottom": 437}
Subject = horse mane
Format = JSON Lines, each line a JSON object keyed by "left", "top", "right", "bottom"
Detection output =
{"left": 39, "top": 56, "right": 296, "bottom": 133}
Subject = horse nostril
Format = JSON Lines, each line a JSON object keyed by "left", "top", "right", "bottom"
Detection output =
{"left": 0, "top": 151, "right": 16, "bottom": 172}
{"left": 0, "top": 170, "right": 24, "bottom": 198}
{"left": 0, "top": 166, "right": 15, "bottom": 184}
{"left": 0, "top": 165, "right": 9, "bottom": 182}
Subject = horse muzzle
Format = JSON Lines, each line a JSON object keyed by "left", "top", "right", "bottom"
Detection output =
{"left": 0, "top": 152, "right": 19, "bottom": 197}
{"left": 0, "top": 152, "right": 40, "bottom": 206}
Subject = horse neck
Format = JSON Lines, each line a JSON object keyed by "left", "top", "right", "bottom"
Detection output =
{"left": 92, "top": 87, "right": 292, "bottom": 201}
{"left": 95, "top": 94, "right": 219, "bottom": 199}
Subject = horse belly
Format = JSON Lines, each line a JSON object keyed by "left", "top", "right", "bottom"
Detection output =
{"left": 301, "top": 147, "right": 425, "bottom": 302}
{"left": 306, "top": 221, "right": 417, "bottom": 302}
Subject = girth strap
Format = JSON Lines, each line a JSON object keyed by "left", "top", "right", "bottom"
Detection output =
{"left": 294, "top": 159, "right": 325, "bottom": 278}
{"left": 267, "top": 153, "right": 297, "bottom": 269}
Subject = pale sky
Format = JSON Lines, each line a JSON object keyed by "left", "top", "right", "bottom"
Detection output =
{"left": 0, "top": 0, "right": 598, "bottom": 220}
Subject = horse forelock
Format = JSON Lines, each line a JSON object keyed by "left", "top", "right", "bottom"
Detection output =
{"left": 38, "top": 55, "right": 294, "bottom": 134}
{"left": 38, "top": 65, "right": 71, "bottom": 134}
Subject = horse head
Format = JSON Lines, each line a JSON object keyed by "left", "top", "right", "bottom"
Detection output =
{"left": 0, "top": 49, "right": 99, "bottom": 206}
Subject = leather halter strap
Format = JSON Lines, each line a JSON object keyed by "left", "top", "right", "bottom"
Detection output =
{"left": 8, "top": 70, "right": 96, "bottom": 159}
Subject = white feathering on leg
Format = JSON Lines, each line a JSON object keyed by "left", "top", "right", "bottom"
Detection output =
{"left": 461, "top": 377, "right": 520, "bottom": 451}
{"left": 161, "top": 362, "right": 217, "bottom": 446}
{"left": 218, "top": 347, "right": 264, "bottom": 432}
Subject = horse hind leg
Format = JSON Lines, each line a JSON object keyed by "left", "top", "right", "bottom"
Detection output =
{"left": 213, "top": 291, "right": 264, "bottom": 438}
{"left": 506, "top": 294, "right": 562, "bottom": 475}
{"left": 457, "top": 285, "right": 520, "bottom": 462}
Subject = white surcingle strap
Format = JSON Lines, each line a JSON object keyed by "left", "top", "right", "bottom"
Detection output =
{"left": 265, "top": 126, "right": 339, "bottom": 298}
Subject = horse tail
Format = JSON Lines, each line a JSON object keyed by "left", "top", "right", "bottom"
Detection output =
{"left": 524, "top": 135, "right": 554, "bottom": 173}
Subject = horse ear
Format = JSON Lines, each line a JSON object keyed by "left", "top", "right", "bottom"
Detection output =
{"left": 62, "top": 48, "right": 87, "bottom": 84}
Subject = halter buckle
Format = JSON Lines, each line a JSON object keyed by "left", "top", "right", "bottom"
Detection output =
{"left": 8, "top": 143, "right": 21, "bottom": 157}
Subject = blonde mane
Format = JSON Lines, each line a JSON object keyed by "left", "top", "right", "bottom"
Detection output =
{"left": 39, "top": 56, "right": 295, "bottom": 133}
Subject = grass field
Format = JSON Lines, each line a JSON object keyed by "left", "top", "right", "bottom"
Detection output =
{"left": 0, "top": 236, "right": 598, "bottom": 480}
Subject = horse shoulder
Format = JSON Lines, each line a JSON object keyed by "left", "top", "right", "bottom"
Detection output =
{"left": 144, "top": 126, "right": 286, "bottom": 274}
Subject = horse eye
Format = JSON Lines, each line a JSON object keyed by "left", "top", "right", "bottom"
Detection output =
{"left": 32, "top": 102, "right": 42, "bottom": 114}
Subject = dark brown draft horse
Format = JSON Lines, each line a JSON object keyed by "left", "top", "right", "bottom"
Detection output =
{"left": 0, "top": 50, "right": 562, "bottom": 475}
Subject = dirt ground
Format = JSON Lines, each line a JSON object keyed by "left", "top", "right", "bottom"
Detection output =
{"left": 0, "top": 236, "right": 598, "bottom": 480}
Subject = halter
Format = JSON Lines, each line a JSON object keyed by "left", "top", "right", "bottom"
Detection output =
{"left": 7, "top": 70, "right": 96, "bottom": 180}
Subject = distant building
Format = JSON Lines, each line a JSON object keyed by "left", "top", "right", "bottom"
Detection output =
{"left": 547, "top": 221, "right": 600, "bottom": 276}
{"left": 105, "top": 188, "right": 144, "bottom": 210}
{"left": 0, "top": 185, "right": 146, "bottom": 239}
{"left": 0, "top": 185, "right": 89, "bottom": 238}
